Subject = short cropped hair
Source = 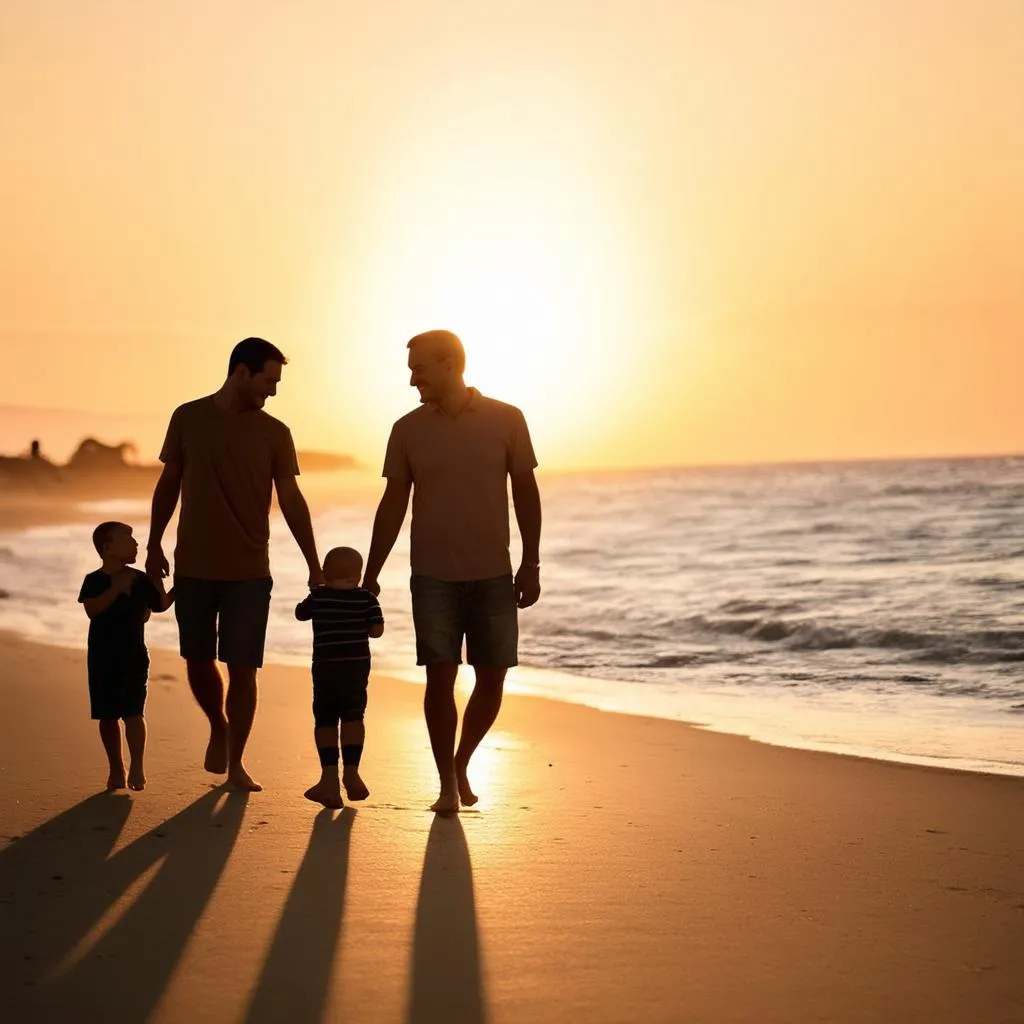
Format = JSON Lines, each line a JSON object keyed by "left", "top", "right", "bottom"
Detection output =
{"left": 407, "top": 330, "right": 465, "bottom": 375}
{"left": 228, "top": 337, "right": 288, "bottom": 376}
{"left": 92, "top": 521, "right": 127, "bottom": 555}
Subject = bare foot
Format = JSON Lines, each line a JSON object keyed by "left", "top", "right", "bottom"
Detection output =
{"left": 227, "top": 766, "right": 263, "bottom": 792}
{"left": 342, "top": 767, "right": 370, "bottom": 801}
{"left": 431, "top": 778, "right": 460, "bottom": 815}
{"left": 204, "top": 728, "right": 228, "bottom": 775}
{"left": 455, "top": 765, "right": 479, "bottom": 807}
{"left": 107, "top": 770, "right": 127, "bottom": 791}
{"left": 127, "top": 766, "right": 146, "bottom": 791}
{"left": 304, "top": 780, "right": 344, "bottom": 809}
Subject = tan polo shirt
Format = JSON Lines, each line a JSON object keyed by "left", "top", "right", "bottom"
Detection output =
{"left": 382, "top": 389, "right": 537, "bottom": 581}
{"left": 159, "top": 396, "right": 300, "bottom": 581}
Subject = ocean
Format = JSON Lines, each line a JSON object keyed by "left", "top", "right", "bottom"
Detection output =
{"left": 2, "top": 456, "right": 1022, "bottom": 776}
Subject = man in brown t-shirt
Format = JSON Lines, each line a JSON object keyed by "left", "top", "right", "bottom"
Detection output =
{"left": 146, "top": 338, "right": 324, "bottom": 792}
{"left": 363, "top": 330, "right": 542, "bottom": 813}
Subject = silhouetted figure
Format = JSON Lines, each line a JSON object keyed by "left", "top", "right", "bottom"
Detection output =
{"left": 30, "top": 439, "right": 40, "bottom": 459}
{"left": 363, "top": 330, "right": 542, "bottom": 813}
{"left": 145, "top": 337, "right": 324, "bottom": 793}
{"left": 78, "top": 521, "right": 174, "bottom": 791}
{"left": 295, "top": 546, "right": 384, "bottom": 809}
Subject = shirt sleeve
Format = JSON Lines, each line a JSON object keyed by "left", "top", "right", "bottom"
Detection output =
{"left": 381, "top": 423, "right": 412, "bottom": 483}
{"left": 295, "top": 594, "right": 314, "bottom": 621}
{"left": 508, "top": 407, "right": 538, "bottom": 474}
{"left": 272, "top": 425, "right": 301, "bottom": 480}
{"left": 366, "top": 593, "right": 384, "bottom": 626}
{"left": 77, "top": 572, "right": 108, "bottom": 603}
{"left": 158, "top": 407, "right": 183, "bottom": 465}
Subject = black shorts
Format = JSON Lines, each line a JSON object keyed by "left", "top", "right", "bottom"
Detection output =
{"left": 88, "top": 656, "right": 148, "bottom": 720}
{"left": 312, "top": 660, "right": 370, "bottom": 727}
{"left": 410, "top": 574, "right": 518, "bottom": 667}
{"left": 174, "top": 576, "right": 273, "bottom": 667}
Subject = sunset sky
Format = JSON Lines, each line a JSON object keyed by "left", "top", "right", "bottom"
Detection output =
{"left": 2, "top": 1, "right": 1022, "bottom": 470}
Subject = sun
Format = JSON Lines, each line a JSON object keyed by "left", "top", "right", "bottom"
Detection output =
{"left": 339, "top": 186, "right": 640, "bottom": 466}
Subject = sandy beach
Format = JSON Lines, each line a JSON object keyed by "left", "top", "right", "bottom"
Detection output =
{"left": 1, "top": 628, "right": 1021, "bottom": 1024}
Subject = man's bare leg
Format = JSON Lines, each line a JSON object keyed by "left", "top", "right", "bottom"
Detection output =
{"left": 125, "top": 715, "right": 147, "bottom": 791}
{"left": 424, "top": 661, "right": 460, "bottom": 813}
{"left": 304, "top": 726, "right": 343, "bottom": 808}
{"left": 186, "top": 659, "right": 228, "bottom": 774}
{"left": 226, "top": 663, "right": 262, "bottom": 791}
{"left": 454, "top": 665, "right": 507, "bottom": 806}
{"left": 99, "top": 719, "right": 126, "bottom": 790}
{"left": 340, "top": 720, "right": 369, "bottom": 801}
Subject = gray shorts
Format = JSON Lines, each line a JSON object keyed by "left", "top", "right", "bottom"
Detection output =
{"left": 410, "top": 574, "right": 518, "bottom": 667}
{"left": 174, "top": 576, "right": 273, "bottom": 668}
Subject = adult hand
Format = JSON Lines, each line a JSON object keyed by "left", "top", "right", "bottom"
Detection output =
{"left": 146, "top": 545, "right": 169, "bottom": 580}
{"left": 308, "top": 565, "right": 327, "bottom": 590}
{"left": 362, "top": 576, "right": 381, "bottom": 597}
{"left": 514, "top": 564, "right": 541, "bottom": 609}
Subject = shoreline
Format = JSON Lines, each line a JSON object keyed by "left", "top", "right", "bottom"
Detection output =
{"left": 2, "top": 501, "right": 1022, "bottom": 781}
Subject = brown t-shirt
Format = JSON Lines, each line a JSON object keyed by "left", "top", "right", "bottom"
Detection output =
{"left": 382, "top": 389, "right": 537, "bottom": 581}
{"left": 159, "top": 396, "right": 300, "bottom": 581}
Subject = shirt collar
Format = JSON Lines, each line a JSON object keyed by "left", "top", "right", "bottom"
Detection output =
{"left": 427, "top": 387, "right": 482, "bottom": 415}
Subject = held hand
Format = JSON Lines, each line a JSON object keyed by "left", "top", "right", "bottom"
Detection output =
{"left": 362, "top": 576, "right": 381, "bottom": 597}
{"left": 514, "top": 564, "right": 541, "bottom": 609}
{"left": 146, "top": 546, "right": 169, "bottom": 580}
{"left": 308, "top": 565, "right": 327, "bottom": 591}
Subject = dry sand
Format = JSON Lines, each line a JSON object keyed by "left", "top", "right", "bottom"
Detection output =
{"left": 0, "top": 630, "right": 1021, "bottom": 1023}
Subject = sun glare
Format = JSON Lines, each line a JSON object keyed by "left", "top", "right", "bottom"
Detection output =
{"left": 319, "top": 80, "right": 649, "bottom": 469}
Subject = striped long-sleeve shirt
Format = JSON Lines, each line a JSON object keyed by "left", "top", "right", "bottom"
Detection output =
{"left": 295, "top": 586, "right": 384, "bottom": 663}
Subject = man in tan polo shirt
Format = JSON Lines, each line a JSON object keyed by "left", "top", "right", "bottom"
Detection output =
{"left": 146, "top": 337, "right": 324, "bottom": 792}
{"left": 363, "top": 330, "right": 542, "bottom": 813}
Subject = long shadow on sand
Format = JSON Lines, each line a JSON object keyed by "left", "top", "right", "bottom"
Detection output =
{"left": 243, "top": 807, "right": 356, "bottom": 1024}
{"left": 407, "top": 815, "right": 487, "bottom": 1024}
{"left": 1, "top": 786, "right": 248, "bottom": 1023}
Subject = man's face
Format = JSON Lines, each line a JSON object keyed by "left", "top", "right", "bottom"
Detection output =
{"left": 240, "top": 360, "right": 283, "bottom": 409}
{"left": 408, "top": 345, "right": 453, "bottom": 404}
{"left": 105, "top": 525, "right": 139, "bottom": 564}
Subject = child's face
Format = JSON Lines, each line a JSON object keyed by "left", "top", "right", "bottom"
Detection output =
{"left": 104, "top": 526, "right": 139, "bottom": 565}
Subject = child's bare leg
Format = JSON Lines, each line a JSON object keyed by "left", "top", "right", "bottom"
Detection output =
{"left": 125, "top": 716, "right": 147, "bottom": 790}
{"left": 341, "top": 720, "right": 369, "bottom": 800}
{"left": 304, "top": 726, "right": 343, "bottom": 809}
{"left": 99, "top": 719, "right": 126, "bottom": 790}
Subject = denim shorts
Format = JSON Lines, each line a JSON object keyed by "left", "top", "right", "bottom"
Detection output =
{"left": 410, "top": 574, "right": 518, "bottom": 667}
{"left": 174, "top": 576, "right": 273, "bottom": 668}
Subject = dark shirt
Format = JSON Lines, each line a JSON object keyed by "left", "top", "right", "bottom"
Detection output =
{"left": 78, "top": 569, "right": 163, "bottom": 666}
{"left": 295, "top": 587, "right": 384, "bottom": 663}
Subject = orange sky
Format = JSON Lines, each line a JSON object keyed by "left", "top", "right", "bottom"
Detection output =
{"left": 2, "top": 1, "right": 1022, "bottom": 469}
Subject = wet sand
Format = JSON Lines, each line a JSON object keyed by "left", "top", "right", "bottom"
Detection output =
{"left": 1, "top": 631, "right": 1022, "bottom": 1023}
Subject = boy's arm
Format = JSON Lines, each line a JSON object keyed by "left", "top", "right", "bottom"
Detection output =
{"left": 295, "top": 594, "right": 314, "bottom": 621}
{"left": 81, "top": 573, "right": 132, "bottom": 619}
{"left": 367, "top": 594, "right": 385, "bottom": 638}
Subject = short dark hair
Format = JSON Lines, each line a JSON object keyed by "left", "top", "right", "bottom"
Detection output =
{"left": 407, "top": 330, "right": 465, "bottom": 375}
{"left": 92, "top": 521, "right": 127, "bottom": 555}
{"left": 228, "top": 337, "right": 288, "bottom": 376}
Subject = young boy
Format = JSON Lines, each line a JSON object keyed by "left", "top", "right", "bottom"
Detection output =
{"left": 295, "top": 546, "right": 384, "bottom": 809}
{"left": 78, "top": 521, "right": 174, "bottom": 791}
